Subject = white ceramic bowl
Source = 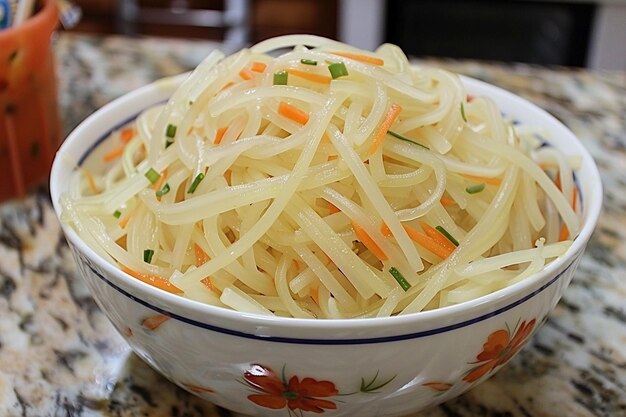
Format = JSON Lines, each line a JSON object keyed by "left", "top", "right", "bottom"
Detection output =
{"left": 50, "top": 74, "right": 602, "bottom": 417}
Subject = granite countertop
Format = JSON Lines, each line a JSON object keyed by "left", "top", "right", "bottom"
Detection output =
{"left": 0, "top": 33, "right": 624, "bottom": 417}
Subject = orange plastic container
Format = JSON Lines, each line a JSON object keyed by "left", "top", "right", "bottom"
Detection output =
{"left": 0, "top": 0, "right": 60, "bottom": 201}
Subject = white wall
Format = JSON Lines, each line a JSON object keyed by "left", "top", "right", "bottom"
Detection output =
{"left": 338, "top": 0, "right": 385, "bottom": 51}
{"left": 338, "top": 0, "right": 626, "bottom": 70}
{"left": 588, "top": 4, "right": 626, "bottom": 70}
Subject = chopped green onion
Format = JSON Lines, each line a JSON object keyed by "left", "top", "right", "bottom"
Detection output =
{"left": 460, "top": 102, "right": 467, "bottom": 122}
{"left": 156, "top": 183, "right": 170, "bottom": 197}
{"left": 389, "top": 267, "right": 411, "bottom": 291}
{"left": 165, "top": 139, "right": 174, "bottom": 148}
{"left": 166, "top": 124, "right": 177, "bottom": 138}
{"left": 188, "top": 173, "right": 205, "bottom": 194}
{"left": 273, "top": 71, "right": 288, "bottom": 85}
{"left": 466, "top": 183, "right": 485, "bottom": 194}
{"left": 387, "top": 130, "right": 430, "bottom": 150}
{"left": 143, "top": 249, "right": 154, "bottom": 264}
{"left": 113, "top": 210, "right": 122, "bottom": 219}
{"left": 328, "top": 62, "right": 348, "bottom": 79}
{"left": 435, "top": 225, "right": 459, "bottom": 246}
{"left": 145, "top": 168, "right": 160, "bottom": 184}
{"left": 300, "top": 59, "right": 318, "bottom": 66}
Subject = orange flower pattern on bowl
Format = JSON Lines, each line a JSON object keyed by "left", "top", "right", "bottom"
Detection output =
{"left": 244, "top": 364, "right": 339, "bottom": 413}
{"left": 464, "top": 319, "right": 537, "bottom": 383}
{"left": 423, "top": 317, "right": 538, "bottom": 393}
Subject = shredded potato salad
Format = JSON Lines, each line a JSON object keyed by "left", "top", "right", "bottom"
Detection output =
{"left": 61, "top": 35, "right": 581, "bottom": 319}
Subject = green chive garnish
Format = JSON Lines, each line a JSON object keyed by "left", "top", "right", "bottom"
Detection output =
{"left": 301, "top": 59, "right": 318, "bottom": 66}
{"left": 389, "top": 267, "right": 411, "bottom": 291}
{"left": 460, "top": 102, "right": 467, "bottom": 122}
{"left": 143, "top": 249, "right": 154, "bottom": 263}
{"left": 166, "top": 124, "right": 177, "bottom": 138}
{"left": 435, "top": 225, "right": 459, "bottom": 246}
{"left": 188, "top": 173, "right": 205, "bottom": 194}
{"left": 273, "top": 71, "right": 288, "bottom": 85}
{"left": 387, "top": 130, "right": 430, "bottom": 150}
{"left": 466, "top": 183, "right": 485, "bottom": 194}
{"left": 113, "top": 210, "right": 122, "bottom": 219}
{"left": 328, "top": 62, "right": 348, "bottom": 79}
{"left": 145, "top": 168, "right": 160, "bottom": 184}
{"left": 165, "top": 139, "right": 174, "bottom": 148}
{"left": 156, "top": 183, "right": 170, "bottom": 197}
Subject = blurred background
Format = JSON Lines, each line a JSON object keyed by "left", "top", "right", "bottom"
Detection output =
{"left": 64, "top": 0, "right": 626, "bottom": 71}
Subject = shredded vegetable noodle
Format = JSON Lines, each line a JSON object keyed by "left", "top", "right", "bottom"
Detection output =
{"left": 61, "top": 35, "right": 581, "bottom": 319}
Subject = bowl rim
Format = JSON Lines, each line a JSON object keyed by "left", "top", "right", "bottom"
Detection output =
{"left": 50, "top": 72, "right": 603, "bottom": 334}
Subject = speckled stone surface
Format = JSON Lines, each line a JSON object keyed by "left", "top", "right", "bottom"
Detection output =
{"left": 0, "top": 33, "right": 624, "bottom": 417}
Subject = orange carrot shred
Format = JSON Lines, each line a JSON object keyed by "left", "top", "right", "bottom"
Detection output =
{"left": 321, "top": 251, "right": 333, "bottom": 266}
{"left": 250, "top": 61, "right": 267, "bottom": 73}
{"left": 462, "top": 174, "right": 502, "bottom": 186}
{"left": 403, "top": 225, "right": 453, "bottom": 259}
{"left": 287, "top": 69, "right": 332, "bottom": 84}
{"left": 142, "top": 314, "right": 170, "bottom": 330}
{"left": 201, "top": 277, "right": 221, "bottom": 296}
{"left": 380, "top": 222, "right": 393, "bottom": 237}
{"left": 122, "top": 266, "right": 183, "bottom": 294}
{"left": 331, "top": 51, "right": 384, "bottom": 66}
{"left": 120, "top": 127, "right": 135, "bottom": 143}
{"left": 382, "top": 221, "right": 452, "bottom": 259}
{"left": 115, "top": 235, "right": 127, "bottom": 250}
{"left": 195, "top": 244, "right": 209, "bottom": 266}
{"left": 151, "top": 168, "right": 168, "bottom": 191}
{"left": 278, "top": 101, "right": 309, "bottom": 125}
{"left": 119, "top": 216, "right": 130, "bottom": 229}
{"left": 440, "top": 196, "right": 456, "bottom": 206}
{"left": 328, "top": 201, "right": 340, "bottom": 214}
{"left": 559, "top": 224, "right": 569, "bottom": 241}
{"left": 368, "top": 103, "right": 402, "bottom": 155}
{"left": 309, "top": 285, "right": 320, "bottom": 304}
{"left": 103, "top": 146, "right": 124, "bottom": 162}
{"left": 352, "top": 222, "right": 387, "bottom": 261}
{"left": 239, "top": 69, "right": 254, "bottom": 80}
{"left": 118, "top": 208, "right": 135, "bottom": 229}
{"left": 214, "top": 127, "right": 228, "bottom": 145}
{"left": 555, "top": 173, "right": 578, "bottom": 210}
{"left": 420, "top": 222, "right": 456, "bottom": 252}
{"left": 555, "top": 174, "right": 562, "bottom": 191}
